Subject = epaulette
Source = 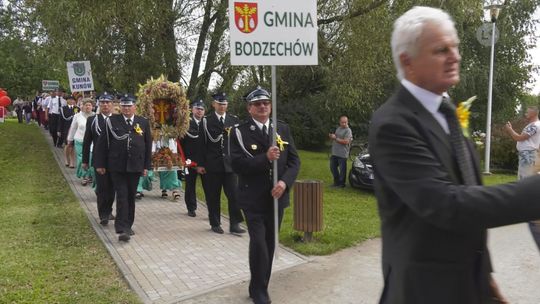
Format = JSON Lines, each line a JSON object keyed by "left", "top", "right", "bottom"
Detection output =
{"left": 229, "top": 114, "right": 238, "bottom": 118}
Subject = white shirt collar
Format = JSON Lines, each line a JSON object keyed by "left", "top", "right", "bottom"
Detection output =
{"left": 401, "top": 79, "right": 450, "bottom": 134}
{"left": 401, "top": 79, "right": 445, "bottom": 115}
{"left": 123, "top": 115, "right": 134, "bottom": 122}
{"left": 252, "top": 118, "right": 270, "bottom": 132}
{"left": 215, "top": 112, "right": 226, "bottom": 121}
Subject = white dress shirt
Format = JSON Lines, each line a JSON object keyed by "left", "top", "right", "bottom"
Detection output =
{"left": 402, "top": 79, "right": 449, "bottom": 134}
{"left": 47, "top": 96, "right": 66, "bottom": 114}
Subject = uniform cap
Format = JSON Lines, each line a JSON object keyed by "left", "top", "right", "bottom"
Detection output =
{"left": 119, "top": 93, "right": 136, "bottom": 106}
{"left": 245, "top": 86, "right": 271, "bottom": 103}
{"left": 98, "top": 92, "right": 115, "bottom": 102}
{"left": 191, "top": 99, "right": 205, "bottom": 109}
{"left": 212, "top": 92, "right": 228, "bottom": 104}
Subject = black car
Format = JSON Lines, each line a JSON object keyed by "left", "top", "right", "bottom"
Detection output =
{"left": 349, "top": 152, "right": 374, "bottom": 190}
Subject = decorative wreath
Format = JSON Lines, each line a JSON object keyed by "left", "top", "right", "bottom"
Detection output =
{"left": 137, "top": 74, "right": 190, "bottom": 140}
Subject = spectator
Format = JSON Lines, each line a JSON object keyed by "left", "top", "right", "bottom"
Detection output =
{"left": 329, "top": 115, "right": 353, "bottom": 187}
{"left": 505, "top": 105, "right": 540, "bottom": 249}
{"left": 22, "top": 101, "right": 32, "bottom": 124}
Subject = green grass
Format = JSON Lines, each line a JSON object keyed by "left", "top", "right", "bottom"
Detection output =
{"left": 190, "top": 149, "right": 517, "bottom": 256}
{"left": 0, "top": 121, "right": 140, "bottom": 304}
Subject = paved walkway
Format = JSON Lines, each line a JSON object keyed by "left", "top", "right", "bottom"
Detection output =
{"left": 45, "top": 130, "right": 305, "bottom": 304}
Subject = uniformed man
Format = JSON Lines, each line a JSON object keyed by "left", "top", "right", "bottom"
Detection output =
{"left": 229, "top": 87, "right": 300, "bottom": 304}
{"left": 59, "top": 95, "right": 79, "bottom": 167}
{"left": 196, "top": 92, "right": 245, "bottom": 234}
{"left": 180, "top": 100, "right": 205, "bottom": 217}
{"left": 46, "top": 88, "right": 67, "bottom": 147}
{"left": 82, "top": 92, "right": 116, "bottom": 225}
{"left": 94, "top": 94, "right": 152, "bottom": 242}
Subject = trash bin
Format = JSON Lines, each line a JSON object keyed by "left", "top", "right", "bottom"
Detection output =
{"left": 293, "top": 180, "right": 323, "bottom": 242}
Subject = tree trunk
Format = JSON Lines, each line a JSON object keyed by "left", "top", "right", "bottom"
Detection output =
{"left": 187, "top": 0, "right": 214, "bottom": 100}
{"left": 195, "top": 0, "right": 228, "bottom": 98}
{"left": 161, "top": 0, "right": 180, "bottom": 82}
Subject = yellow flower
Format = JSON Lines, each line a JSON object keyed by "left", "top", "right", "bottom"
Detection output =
{"left": 276, "top": 134, "right": 289, "bottom": 151}
{"left": 134, "top": 123, "right": 143, "bottom": 135}
{"left": 456, "top": 96, "right": 476, "bottom": 138}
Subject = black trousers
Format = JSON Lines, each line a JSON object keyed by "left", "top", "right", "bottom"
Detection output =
{"left": 48, "top": 113, "right": 60, "bottom": 146}
{"left": 184, "top": 168, "right": 198, "bottom": 212}
{"left": 110, "top": 171, "right": 139, "bottom": 233}
{"left": 16, "top": 109, "right": 23, "bottom": 123}
{"left": 201, "top": 171, "right": 244, "bottom": 227}
{"left": 95, "top": 170, "right": 115, "bottom": 220}
{"left": 244, "top": 207, "right": 284, "bottom": 304}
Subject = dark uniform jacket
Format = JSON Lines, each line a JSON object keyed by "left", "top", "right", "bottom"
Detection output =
{"left": 82, "top": 114, "right": 108, "bottom": 166}
{"left": 58, "top": 105, "right": 79, "bottom": 135}
{"left": 369, "top": 85, "right": 540, "bottom": 304}
{"left": 94, "top": 114, "right": 152, "bottom": 173}
{"left": 180, "top": 116, "right": 200, "bottom": 163}
{"left": 197, "top": 112, "right": 239, "bottom": 173}
{"left": 229, "top": 118, "right": 300, "bottom": 212}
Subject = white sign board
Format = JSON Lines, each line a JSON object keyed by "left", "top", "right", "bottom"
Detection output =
{"left": 42, "top": 80, "right": 60, "bottom": 91}
{"left": 66, "top": 61, "right": 95, "bottom": 92}
{"left": 229, "top": 0, "right": 318, "bottom": 66}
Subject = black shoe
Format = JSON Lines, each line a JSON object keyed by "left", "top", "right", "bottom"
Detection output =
{"left": 108, "top": 214, "right": 115, "bottom": 220}
{"left": 161, "top": 190, "right": 168, "bottom": 198}
{"left": 188, "top": 210, "right": 196, "bottom": 217}
{"left": 99, "top": 218, "right": 108, "bottom": 226}
{"left": 118, "top": 233, "right": 130, "bottom": 242}
{"left": 128, "top": 229, "right": 135, "bottom": 236}
{"left": 230, "top": 223, "right": 246, "bottom": 234}
{"left": 211, "top": 226, "right": 224, "bottom": 234}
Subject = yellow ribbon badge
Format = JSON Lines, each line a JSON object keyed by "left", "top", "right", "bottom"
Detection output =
{"left": 276, "top": 134, "right": 289, "bottom": 151}
{"left": 134, "top": 123, "right": 143, "bottom": 135}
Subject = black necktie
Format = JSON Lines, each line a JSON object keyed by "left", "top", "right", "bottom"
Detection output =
{"left": 262, "top": 124, "right": 269, "bottom": 142}
{"left": 126, "top": 118, "right": 132, "bottom": 126}
{"left": 438, "top": 98, "right": 477, "bottom": 185}
{"left": 219, "top": 116, "right": 224, "bottom": 126}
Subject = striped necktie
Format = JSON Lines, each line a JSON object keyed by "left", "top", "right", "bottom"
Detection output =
{"left": 438, "top": 98, "right": 477, "bottom": 185}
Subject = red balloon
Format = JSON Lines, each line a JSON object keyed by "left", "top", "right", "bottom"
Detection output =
{"left": 0, "top": 90, "right": 6, "bottom": 97}
{"left": 0, "top": 96, "right": 11, "bottom": 107}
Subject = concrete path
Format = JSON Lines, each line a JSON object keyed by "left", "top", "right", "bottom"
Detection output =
{"left": 185, "top": 224, "right": 540, "bottom": 304}
{"left": 45, "top": 130, "right": 305, "bottom": 304}
{"left": 45, "top": 130, "right": 540, "bottom": 303}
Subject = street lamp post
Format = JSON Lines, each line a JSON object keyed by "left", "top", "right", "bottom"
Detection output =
{"left": 483, "top": 0, "right": 505, "bottom": 175}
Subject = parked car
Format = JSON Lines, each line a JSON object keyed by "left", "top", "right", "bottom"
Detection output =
{"left": 349, "top": 152, "right": 374, "bottom": 190}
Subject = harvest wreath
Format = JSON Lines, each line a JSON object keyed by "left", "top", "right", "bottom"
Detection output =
{"left": 137, "top": 75, "right": 190, "bottom": 169}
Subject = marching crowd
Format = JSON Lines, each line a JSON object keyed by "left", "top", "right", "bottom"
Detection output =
{"left": 27, "top": 86, "right": 297, "bottom": 304}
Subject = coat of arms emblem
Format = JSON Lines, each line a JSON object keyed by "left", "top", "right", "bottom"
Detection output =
{"left": 73, "top": 63, "right": 86, "bottom": 76}
{"left": 234, "top": 2, "right": 258, "bottom": 33}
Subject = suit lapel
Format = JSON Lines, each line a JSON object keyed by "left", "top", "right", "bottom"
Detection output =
{"left": 398, "top": 86, "right": 460, "bottom": 184}
{"left": 248, "top": 118, "right": 270, "bottom": 148}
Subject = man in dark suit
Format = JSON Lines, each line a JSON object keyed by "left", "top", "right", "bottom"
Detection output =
{"left": 46, "top": 89, "right": 66, "bottom": 147}
{"left": 369, "top": 6, "right": 540, "bottom": 304}
{"left": 179, "top": 100, "right": 205, "bottom": 217}
{"left": 82, "top": 93, "right": 115, "bottom": 225}
{"left": 230, "top": 87, "right": 300, "bottom": 304}
{"left": 59, "top": 95, "right": 79, "bottom": 167}
{"left": 196, "top": 93, "right": 245, "bottom": 234}
{"left": 94, "top": 94, "right": 152, "bottom": 242}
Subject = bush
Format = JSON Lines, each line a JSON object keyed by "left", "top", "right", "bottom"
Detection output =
{"left": 489, "top": 118, "right": 526, "bottom": 171}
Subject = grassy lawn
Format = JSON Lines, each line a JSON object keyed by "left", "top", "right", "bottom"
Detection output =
{"left": 0, "top": 120, "right": 140, "bottom": 304}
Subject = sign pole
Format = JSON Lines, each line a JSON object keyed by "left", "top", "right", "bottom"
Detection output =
{"left": 484, "top": 21, "right": 497, "bottom": 174}
{"left": 271, "top": 65, "right": 279, "bottom": 259}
